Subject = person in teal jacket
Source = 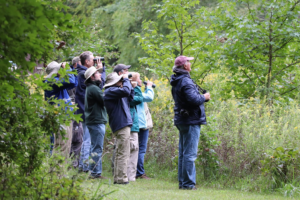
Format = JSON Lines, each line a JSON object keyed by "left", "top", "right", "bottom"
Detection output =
{"left": 127, "top": 73, "right": 143, "bottom": 181}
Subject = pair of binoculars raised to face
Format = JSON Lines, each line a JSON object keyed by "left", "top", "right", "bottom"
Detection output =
{"left": 128, "top": 74, "right": 156, "bottom": 88}
{"left": 93, "top": 57, "right": 105, "bottom": 62}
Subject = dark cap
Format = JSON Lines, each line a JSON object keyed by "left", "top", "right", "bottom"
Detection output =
{"left": 113, "top": 64, "right": 131, "bottom": 73}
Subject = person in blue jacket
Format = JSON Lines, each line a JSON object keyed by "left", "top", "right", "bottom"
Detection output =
{"left": 44, "top": 61, "right": 78, "bottom": 158}
{"left": 75, "top": 51, "right": 105, "bottom": 172}
{"left": 170, "top": 56, "right": 210, "bottom": 190}
{"left": 104, "top": 71, "right": 134, "bottom": 184}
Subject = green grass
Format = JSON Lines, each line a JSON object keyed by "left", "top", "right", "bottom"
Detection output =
{"left": 79, "top": 164, "right": 297, "bottom": 200}
{"left": 82, "top": 176, "right": 297, "bottom": 200}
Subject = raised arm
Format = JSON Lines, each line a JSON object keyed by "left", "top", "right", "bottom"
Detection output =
{"left": 130, "top": 86, "right": 143, "bottom": 106}
{"left": 142, "top": 87, "right": 154, "bottom": 102}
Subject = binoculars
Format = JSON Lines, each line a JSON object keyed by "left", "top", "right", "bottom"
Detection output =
{"left": 128, "top": 74, "right": 156, "bottom": 88}
{"left": 93, "top": 57, "right": 105, "bottom": 62}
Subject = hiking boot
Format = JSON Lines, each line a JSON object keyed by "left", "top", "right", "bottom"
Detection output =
{"left": 136, "top": 174, "right": 151, "bottom": 180}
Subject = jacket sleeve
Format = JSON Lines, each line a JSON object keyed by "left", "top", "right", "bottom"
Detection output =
{"left": 100, "top": 65, "right": 106, "bottom": 90}
{"left": 130, "top": 86, "right": 143, "bottom": 106}
{"left": 142, "top": 87, "right": 154, "bottom": 102}
{"left": 104, "top": 78, "right": 133, "bottom": 99}
{"left": 182, "top": 78, "right": 205, "bottom": 106}
{"left": 52, "top": 74, "right": 77, "bottom": 91}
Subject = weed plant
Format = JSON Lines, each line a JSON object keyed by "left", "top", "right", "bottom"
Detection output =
{"left": 145, "top": 76, "right": 300, "bottom": 196}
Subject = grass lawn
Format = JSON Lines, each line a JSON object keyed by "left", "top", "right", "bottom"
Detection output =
{"left": 81, "top": 173, "right": 296, "bottom": 200}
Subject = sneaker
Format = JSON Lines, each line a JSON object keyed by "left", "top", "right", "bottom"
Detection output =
{"left": 136, "top": 174, "right": 151, "bottom": 180}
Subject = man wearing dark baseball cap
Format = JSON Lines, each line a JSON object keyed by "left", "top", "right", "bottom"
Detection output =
{"left": 170, "top": 55, "right": 210, "bottom": 190}
{"left": 113, "top": 64, "right": 131, "bottom": 75}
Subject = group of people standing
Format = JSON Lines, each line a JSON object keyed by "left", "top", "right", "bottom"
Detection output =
{"left": 44, "top": 51, "right": 154, "bottom": 185}
{"left": 44, "top": 51, "right": 210, "bottom": 190}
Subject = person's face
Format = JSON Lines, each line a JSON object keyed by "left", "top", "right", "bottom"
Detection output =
{"left": 184, "top": 61, "right": 191, "bottom": 72}
{"left": 73, "top": 63, "right": 77, "bottom": 68}
{"left": 86, "top": 54, "right": 94, "bottom": 68}
{"left": 118, "top": 68, "right": 128, "bottom": 75}
{"left": 115, "top": 80, "right": 123, "bottom": 87}
{"left": 91, "top": 71, "right": 101, "bottom": 81}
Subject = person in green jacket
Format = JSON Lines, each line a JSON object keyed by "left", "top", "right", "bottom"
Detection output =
{"left": 127, "top": 72, "right": 143, "bottom": 181}
{"left": 84, "top": 66, "right": 107, "bottom": 179}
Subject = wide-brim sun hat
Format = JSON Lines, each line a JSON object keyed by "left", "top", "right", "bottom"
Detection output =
{"left": 84, "top": 66, "right": 102, "bottom": 84}
{"left": 104, "top": 72, "right": 123, "bottom": 88}
{"left": 45, "top": 61, "right": 62, "bottom": 78}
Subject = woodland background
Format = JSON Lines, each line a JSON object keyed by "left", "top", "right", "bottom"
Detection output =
{"left": 1, "top": 0, "right": 300, "bottom": 199}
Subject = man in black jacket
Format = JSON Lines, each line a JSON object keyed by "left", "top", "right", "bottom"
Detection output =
{"left": 76, "top": 51, "right": 105, "bottom": 172}
{"left": 170, "top": 56, "right": 210, "bottom": 190}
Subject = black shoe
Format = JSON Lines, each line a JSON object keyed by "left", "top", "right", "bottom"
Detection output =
{"left": 78, "top": 168, "right": 89, "bottom": 173}
{"left": 179, "top": 186, "right": 183, "bottom": 189}
{"left": 114, "top": 182, "right": 129, "bottom": 185}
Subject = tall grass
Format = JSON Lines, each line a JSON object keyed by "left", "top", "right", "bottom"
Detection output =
{"left": 146, "top": 77, "right": 300, "bottom": 195}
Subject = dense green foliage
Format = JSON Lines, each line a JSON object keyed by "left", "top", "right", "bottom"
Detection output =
{"left": 1, "top": 0, "right": 300, "bottom": 198}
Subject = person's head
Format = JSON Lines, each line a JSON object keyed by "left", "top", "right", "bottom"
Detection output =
{"left": 80, "top": 51, "right": 94, "bottom": 68}
{"left": 104, "top": 72, "right": 123, "bottom": 88}
{"left": 130, "top": 72, "right": 142, "bottom": 86}
{"left": 45, "top": 61, "right": 63, "bottom": 78}
{"left": 174, "top": 56, "right": 194, "bottom": 72}
{"left": 113, "top": 64, "right": 131, "bottom": 75}
{"left": 72, "top": 56, "right": 81, "bottom": 68}
{"left": 84, "top": 67, "right": 102, "bottom": 84}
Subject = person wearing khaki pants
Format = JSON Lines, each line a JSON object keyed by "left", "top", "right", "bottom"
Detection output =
{"left": 44, "top": 61, "right": 78, "bottom": 158}
{"left": 127, "top": 73, "right": 143, "bottom": 181}
{"left": 104, "top": 70, "right": 134, "bottom": 184}
{"left": 54, "top": 122, "right": 73, "bottom": 158}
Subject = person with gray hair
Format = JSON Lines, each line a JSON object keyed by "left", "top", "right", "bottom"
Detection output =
{"left": 69, "top": 56, "right": 83, "bottom": 167}
{"left": 75, "top": 51, "right": 106, "bottom": 172}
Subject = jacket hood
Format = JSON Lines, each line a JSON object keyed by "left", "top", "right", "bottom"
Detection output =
{"left": 76, "top": 64, "right": 87, "bottom": 74}
{"left": 170, "top": 73, "right": 190, "bottom": 86}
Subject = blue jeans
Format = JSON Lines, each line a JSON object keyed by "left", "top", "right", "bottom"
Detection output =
{"left": 136, "top": 129, "right": 149, "bottom": 177}
{"left": 87, "top": 124, "right": 105, "bottom": 177}
{"left": 176, "top": 124, "right": 200, "bottom": 189}
{"left": 79, "top": 122, "right": 91, "bottom": 171}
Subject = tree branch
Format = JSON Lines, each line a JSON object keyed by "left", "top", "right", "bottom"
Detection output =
{"left": 280, "top": 85, "right": 300, "bottom": 95}
{"left": 271, "top": 60, "right": 300, "bottom": 81}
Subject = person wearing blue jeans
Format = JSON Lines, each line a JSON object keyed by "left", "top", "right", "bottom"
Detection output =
{"left": 84, "top": 67, "right": 107, "bottom": 178}
{"left": 75, "top": 51, "right": 105, "bottom": 172}
{"left": 170, "top": 55, "right": 210, "bottom": 190}
{"left": 79, "top": 122, "right": 90, "bottom": 172}
{"left": 136, "top": 85, "right": 154, "bottom": 179}
{"left": 136, "top": 129, "right": 149, "bottom": 177}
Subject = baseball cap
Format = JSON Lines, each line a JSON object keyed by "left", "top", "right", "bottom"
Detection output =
{"left": 113, "top": 64, "right": 131, "bottom": 74}
{"left": 174, "top": 56, "right": 194, "bottom": 67}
